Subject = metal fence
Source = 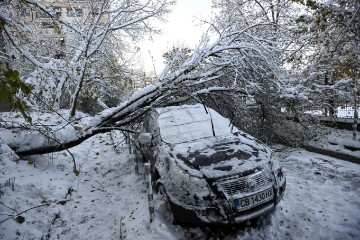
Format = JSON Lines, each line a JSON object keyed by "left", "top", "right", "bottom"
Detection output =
{"left": 305, "top": 106, "right": 359, "bottom": 119}
{"left": 337, "top": 106, "right": 359, "bottom": 119}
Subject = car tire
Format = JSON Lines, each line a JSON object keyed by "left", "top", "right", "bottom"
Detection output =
{"left": 157, "top": 184, "right": 176, "bottom": 224}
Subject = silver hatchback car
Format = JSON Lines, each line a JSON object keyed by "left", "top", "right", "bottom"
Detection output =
{"left": 138, "top": 104, "right": 286, "bottom": 225}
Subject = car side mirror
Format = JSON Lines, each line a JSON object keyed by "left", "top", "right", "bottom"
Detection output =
{"left": 138, "top": 133, "right": 151, "bottom": 145}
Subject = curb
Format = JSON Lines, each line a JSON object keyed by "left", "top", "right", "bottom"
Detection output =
{"left": 304, "top": 145, "right": 360, "bottom": 164}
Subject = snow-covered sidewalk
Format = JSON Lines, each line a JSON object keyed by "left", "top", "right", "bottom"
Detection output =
{"left": 1, "top": 133, "right": 360, "bottom": 239}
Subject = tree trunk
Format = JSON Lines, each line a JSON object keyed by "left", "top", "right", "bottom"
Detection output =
{"left": 69, "top": 61, "right": 87, "bottom": 117}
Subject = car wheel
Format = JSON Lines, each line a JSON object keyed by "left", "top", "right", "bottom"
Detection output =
{"left": 157, "top": 184, "right": 176, "bottom": 224}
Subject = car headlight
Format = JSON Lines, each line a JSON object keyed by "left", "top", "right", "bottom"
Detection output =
{"left": 168, "top": 160, "right": 212, "bottom": 203}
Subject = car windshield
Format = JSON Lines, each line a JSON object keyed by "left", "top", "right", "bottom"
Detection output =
{"left": 157, "top": 105, "right": 235, "bottom": 144}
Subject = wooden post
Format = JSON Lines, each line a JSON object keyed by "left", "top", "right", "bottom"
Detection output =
{"left": 134, "top": 153, "right": 139, "bottom": 175}
{"left": 353, "top": 85, "right": 358, "bottom": 141}
{"left": 144, "top": 163, "right": 154, "bottom": 223}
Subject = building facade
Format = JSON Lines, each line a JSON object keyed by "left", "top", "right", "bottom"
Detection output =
{"left": 15, "top": 0, "right": 107, "bottom": 59}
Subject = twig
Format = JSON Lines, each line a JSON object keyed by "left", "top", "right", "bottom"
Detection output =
{"left": 0, "top": 201, "right": 18, "bottom": 214}
{"left": 30, "top": 92, "right": 75, "bottom": 128}
{"left": 102, "top": 169, "right": 112, "bottom": 177}
{"left": 119, "top": 216, "right": 124, "bottom": 240}
{"left": 95, "top": 181, "right": 104, "bottom": 189}
{"left": 0, "top": 203, "right": 49, "bottom": 224}
{"left": 51, "top": 212, "right": 61, "bottom": 225}
{"left": 17, "top": 203, "right": 50, "bottom": 216}
{"left": 65, "top": 149, "right": 78, "bottom": 175}
{"left": 109, "top": 131, "right": 125, "bottom": 154}
{"left": 0, "top": 213, "right": 13, "bottom": 216}
{"left": 64, "top": 187, "right": 74, "bottom": 199}
{"left": 311, "top": 158, "right": 339, "bottom": 176}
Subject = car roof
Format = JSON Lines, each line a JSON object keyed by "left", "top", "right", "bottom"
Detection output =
{"left": 155, "top": 104, "right": 236, "bottom": 144}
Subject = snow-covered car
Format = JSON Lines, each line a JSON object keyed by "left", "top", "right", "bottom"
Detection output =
{"left": 138, "top": 104, "right": 286, "bottom": 225}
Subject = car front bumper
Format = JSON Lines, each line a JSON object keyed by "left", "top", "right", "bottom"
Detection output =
{"left": 167, "top": 181, "right": 286, "bottom": 225}
{"left": 168, "top": 198, "right": 276, "bottom": 225}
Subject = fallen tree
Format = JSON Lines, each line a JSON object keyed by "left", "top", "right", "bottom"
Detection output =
{"left": 1, "top": 25, "right": 283, "bottom": 156}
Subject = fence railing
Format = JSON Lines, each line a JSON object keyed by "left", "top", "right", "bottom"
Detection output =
{"left": 305, "top": 106, "right": 359, "bottom": 119}
{"left": 337, "top": 106, "right": 359, "bottom": 119}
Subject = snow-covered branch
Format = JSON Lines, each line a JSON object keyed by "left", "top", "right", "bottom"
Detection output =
{"left": 2, "top": 24, "right": 283, "bottom": 155}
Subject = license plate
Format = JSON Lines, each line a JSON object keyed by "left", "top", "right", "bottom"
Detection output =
{"left": 234, "top": 188, "right": 273, "bottom": 211}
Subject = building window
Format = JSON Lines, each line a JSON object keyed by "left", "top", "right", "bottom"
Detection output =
{"left": 36, "top": 11, "right": 50, "bottom": 19}
{"left": 41, "top": 22, "right": 53, "bottom": 28}
{"left": 19, "top": 9, "right": 31, "bottom": 17}
{"left": 54, "top": 7, "right": 62, "bottom": 17}
{"left": 67, "top": 8, "right": 83, "bottom": 17}
{"left": 91, "top": 8, "right": 100, "bottom": 15}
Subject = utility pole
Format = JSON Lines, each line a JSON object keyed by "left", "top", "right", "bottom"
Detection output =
{"left": 324, "top": 74, "right": 329, "bottom": 117}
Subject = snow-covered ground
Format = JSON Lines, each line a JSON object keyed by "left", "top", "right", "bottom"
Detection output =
{"left": 1, "top": 129, "right": 360, "bottom": 239}
{"left": 0, "top": 111, "right": 359, "bottom": 239}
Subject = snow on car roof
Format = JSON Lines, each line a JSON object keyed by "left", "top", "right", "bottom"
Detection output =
{"left": 156, "top": 104, "right": 235, "bottom": 144}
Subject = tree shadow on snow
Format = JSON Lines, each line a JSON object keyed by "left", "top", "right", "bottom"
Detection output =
{"left": 176, "top": 213, "right": 273, "bottom": 239}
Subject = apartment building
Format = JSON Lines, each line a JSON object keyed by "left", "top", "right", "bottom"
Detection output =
{"left": 132, "top": 70, "right": 157, "bottom": 88}
{"left": 16, "top": 0, "right": 107, "bottom": 58}
{"left": 18, "top": 0, "right": 105, "bottom": 22}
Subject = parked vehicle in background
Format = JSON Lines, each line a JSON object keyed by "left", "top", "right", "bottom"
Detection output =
{"left": 137, "top": 104, "right": 286, "bottom": 225}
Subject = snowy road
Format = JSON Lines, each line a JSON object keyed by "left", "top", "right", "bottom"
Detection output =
{"left": 1, "top": 133, "right": 360, "bottom": 239}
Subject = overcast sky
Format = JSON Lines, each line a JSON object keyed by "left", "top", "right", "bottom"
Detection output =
{"left": 139, "top": 0, "right": 213, "bottom": 73}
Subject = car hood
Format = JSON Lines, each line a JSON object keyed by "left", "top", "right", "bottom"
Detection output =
{"left": 168, "top": 134, "right": 272, "bottom": 180}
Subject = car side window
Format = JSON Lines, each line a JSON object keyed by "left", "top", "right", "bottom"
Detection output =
{"left": 152, "top": 127, "right": 161, "bottom": 146}
{"left": 148, "top": 115, "right": 160, "bottom": 147}
{"left": 142, "top": 112, "right": 161, "bottom": 148}
{"left": 141, "top": 114, "right": 151, "bottom": 133}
